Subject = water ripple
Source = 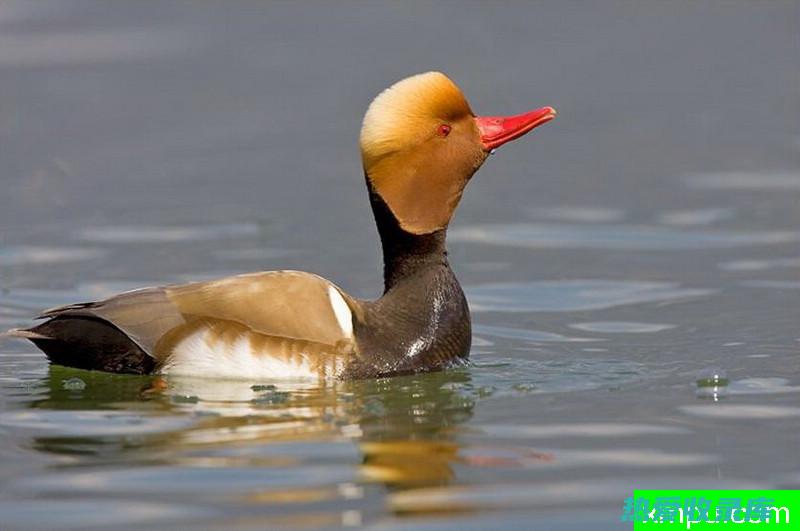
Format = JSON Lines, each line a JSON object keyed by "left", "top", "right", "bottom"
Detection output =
{"left": 77, "top": 223, "right": 261, "bottom": 244}
{"left": 473, "top": 324, "right": 598, "bottom": 343}
{"left": 387, "top": 477, "right": 762, "bottom": 514}
{"left": 0, "top": 410, "right": 194, "bottom": 436}
{"left": 1, "top": 282, "right": 157, "bottom": 314}
{"left": 450, "top": 223, "right": 800, "bottom": 250}
{"left": 470, "top": 355, "right": 656, "bottom": 395}
{"left": 0, "top": 28, "right": 192, "bottom": 67}
{"left": 479, "top": 423, "right": 688, "bottom": 438}
{"left": 0, "top": 500, "right": 211, "bottom": 529}
{"left": 467, "top": 280, "right": 713, "bottom": 313}
{"left": 569, "top": 322, "right": 676, "bottom": 333}
{"left": 720, "top": 256, "right": 800, "bottom": 271}
{"left": 679, "top": 404, "right": 800, "bottom": 419}
{"left": 740, "top": 280, "right": 800, "bottom": 290}
{"left": 0, "top": 246, "right": 104, "bottom": 266}
{"left": 656, "top": 208, "right": 735, "bottom": 226}
{"left": 525, "top": 206, "right": 626, "bottom": 223}
{"left": 686, "top": 172, "right": 800, "bottom": 190}
{"left": 727, "top": 378, "right": 800, "bottom": 396}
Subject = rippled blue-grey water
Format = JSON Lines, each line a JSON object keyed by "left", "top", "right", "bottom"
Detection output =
{"left": 1, "top": 2, "right": 798, "bottom": 530}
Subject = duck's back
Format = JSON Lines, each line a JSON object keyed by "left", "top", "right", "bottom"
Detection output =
{"left": 13, "top": 271, "right": 358, "bottom": 378}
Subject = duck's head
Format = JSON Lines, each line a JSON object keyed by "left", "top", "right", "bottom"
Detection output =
{"left": 361, "top": 71, "right": 556, "bottom": 235}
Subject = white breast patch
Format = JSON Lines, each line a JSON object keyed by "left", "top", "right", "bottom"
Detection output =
{"left": 160, "top": 326, "right": 318, "bottom": 380}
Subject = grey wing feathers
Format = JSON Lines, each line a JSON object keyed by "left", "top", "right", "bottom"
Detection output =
{"left": 37, "top": 301, "right": 98, "bottom": 319}
{"left": 34, "top": 288, "right": 187, "bottom": 356}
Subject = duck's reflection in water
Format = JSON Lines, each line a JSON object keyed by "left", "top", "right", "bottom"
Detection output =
{"left": 29, "top": 364, "right": 477, "bottom": 497}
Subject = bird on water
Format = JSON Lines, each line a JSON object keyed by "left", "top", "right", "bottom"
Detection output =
{"left": 5, "top": 72, "right": 556, "bottom": 379}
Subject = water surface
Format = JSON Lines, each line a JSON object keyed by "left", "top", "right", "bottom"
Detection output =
{"left": 1, "top": 2, "right": 798, "bottom": 530}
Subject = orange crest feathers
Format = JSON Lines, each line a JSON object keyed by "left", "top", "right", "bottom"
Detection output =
{"left": 359, "top": 72, "right": 487, "bottom": 235}
{"left": 360, "top": 72, "right": 473, "bottom": 168}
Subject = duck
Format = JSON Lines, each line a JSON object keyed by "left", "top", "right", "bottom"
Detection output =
{"left": 5, "top": 72, "right": 556, "bottom": 379}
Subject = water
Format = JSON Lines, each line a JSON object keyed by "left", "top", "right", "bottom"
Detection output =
{"left": 1, "top": 2, "right": 798, "bottom": 529}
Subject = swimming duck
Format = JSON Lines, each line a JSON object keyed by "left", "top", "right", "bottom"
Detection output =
{"left": 6, "top": 72, "right": 556, "bottom": 379}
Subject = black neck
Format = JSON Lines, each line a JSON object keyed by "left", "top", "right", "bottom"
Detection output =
{"left": 366, "top": 180, "right": 449, "bottom": 292}
{"left": 348, "top": 176, "right": 471, "bottom": 378}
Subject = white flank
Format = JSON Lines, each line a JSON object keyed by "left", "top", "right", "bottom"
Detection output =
{"left": 160, "top": 326, "right": 317, "bottom": 380}
{"left": 328, "top": 286, "right": 353, "bottom": 338}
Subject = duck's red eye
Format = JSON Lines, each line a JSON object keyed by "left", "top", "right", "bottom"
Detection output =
{"left": 437, "top": 124, "right": 451, "bottom": 137}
